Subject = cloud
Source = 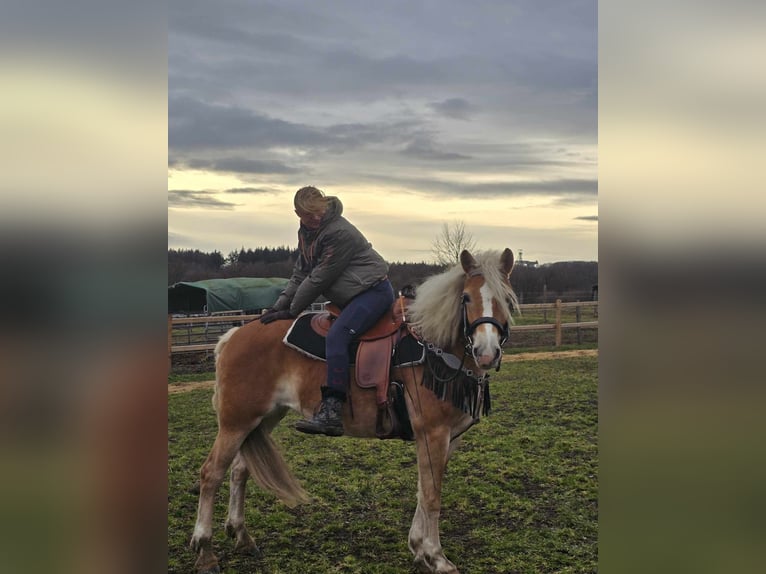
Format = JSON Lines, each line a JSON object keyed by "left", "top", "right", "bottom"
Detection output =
{"left": 176, "top": 156, "right": 300, "bottom": 175}
{"left": 168, "top": 190, "right": 238, "bottom": 210}
{"left": 459, "top": 179, "right": 597, "bottom": 202}
{"left": 169, "top": 96, "right": 432, "bottom": 156}
{"left": 507, "top": 179, "right": 597, "bottom": 194}
{"left": 575, "top": 215, "right": 598, "bottom": 221}
{"left": 167, "top": 231, "right": 183, "bottom": 243}
{"left": 169, "top": 97, "right": 327, "bottom": 151}
{"left": 402, "top": 137, "right": 472, "bottom": 161}
{"left": 223, "top": 187, "right": 281, "bottom": 195}
{"left": 428, "top": 98, "right": 474, "bottom": 120}
{"left": 170, "top": 2, "right": 595, "bottom": 109}
{"left": 364, "top": 173, "right": 597, "bottom": 201}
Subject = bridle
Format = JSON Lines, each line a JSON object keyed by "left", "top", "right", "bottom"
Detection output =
{"left": 460, "top": 292, "right": 510, "bottom": 352}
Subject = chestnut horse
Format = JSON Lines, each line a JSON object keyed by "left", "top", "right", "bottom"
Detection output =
{"left": 190, "top": 249, "right": 517, "bottom": 574}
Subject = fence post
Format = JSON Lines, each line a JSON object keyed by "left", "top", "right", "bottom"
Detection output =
{"left": 576, "top": 303, "right": 582, "bottom": 344}
{"left": 167, "top": 314, "right": 173, "bottom": 372}
{"left": 554, "top": 299, "right": 562, "bottom": 347}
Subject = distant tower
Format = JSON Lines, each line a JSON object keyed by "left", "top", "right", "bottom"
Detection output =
{"left": 518, "top": 249, "right": 523, "bottom": 264}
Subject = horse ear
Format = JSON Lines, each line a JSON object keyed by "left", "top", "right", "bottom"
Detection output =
{"left": 460, "top": 250, "right": 478, "bottom": 274}
{"left": 500, "top": 248, "right": 514, "bottom": 277}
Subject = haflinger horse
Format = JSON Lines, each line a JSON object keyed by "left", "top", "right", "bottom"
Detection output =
{"left": 191, "top": 248, "right": 517, "bottom": 574}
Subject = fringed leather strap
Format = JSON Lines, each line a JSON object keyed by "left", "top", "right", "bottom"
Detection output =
{"left": 421, "top": 347, "right": 491, "bottom": 419}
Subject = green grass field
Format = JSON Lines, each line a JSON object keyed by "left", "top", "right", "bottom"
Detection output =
{"left": 168, "top": 356, "right": 598, "bottom": 573}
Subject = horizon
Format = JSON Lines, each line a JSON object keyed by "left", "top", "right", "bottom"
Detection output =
{"left": 168, "top": 244, "right": 598, "bottom": 266}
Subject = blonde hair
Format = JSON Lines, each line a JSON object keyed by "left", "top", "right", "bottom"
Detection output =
{"left": 294, "top": 186, "right": 328, "bottom": 216}
{"left": 408, "top": 251, "right": 518, "bottom": 349}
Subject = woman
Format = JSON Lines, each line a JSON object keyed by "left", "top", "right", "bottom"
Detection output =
{"left": 260, "top": 186, "right": 394, "bottom": 436}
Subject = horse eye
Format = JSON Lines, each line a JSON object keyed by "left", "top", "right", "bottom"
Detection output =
{"left": 461, "top": 293, "right": 470, "bottom": 303}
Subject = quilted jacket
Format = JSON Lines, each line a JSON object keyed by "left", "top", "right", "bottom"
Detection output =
{"left": 272, "top": 196, "right": 388, "bottom": 315}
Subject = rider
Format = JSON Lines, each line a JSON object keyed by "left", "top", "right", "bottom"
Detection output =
{"left": 259, "top": 186, "right": 394, "bottom": 436}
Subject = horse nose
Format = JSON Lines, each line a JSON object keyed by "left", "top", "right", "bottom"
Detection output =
{"left": 475, "top": 346, "right": 501, "bottom": 368}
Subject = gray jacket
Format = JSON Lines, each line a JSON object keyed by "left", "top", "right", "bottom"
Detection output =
{"left": 272, "top": 197, "right": 388, "bottom": 315}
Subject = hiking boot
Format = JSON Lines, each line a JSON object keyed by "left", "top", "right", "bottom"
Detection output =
{"left": 295, "top": 388, "right": 345, "bottom": 436}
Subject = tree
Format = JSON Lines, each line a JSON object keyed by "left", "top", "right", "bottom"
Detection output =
{"left": 431, "top": 220, "right": 477, "bottom": 267}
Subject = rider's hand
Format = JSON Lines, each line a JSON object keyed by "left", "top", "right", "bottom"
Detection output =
{"left": 259, "top": 309, "right": 294, "bottom": 324}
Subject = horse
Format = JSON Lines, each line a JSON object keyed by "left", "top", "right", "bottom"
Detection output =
{"left": 190, "top": 248, "right": 518, "bottom": 574}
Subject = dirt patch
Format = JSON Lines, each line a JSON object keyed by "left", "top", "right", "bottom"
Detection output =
{"left": 167, "top": 349, "right": 597, "bottom": 395}
{"left": 168, "top": 380, "right": 216, "bottom": 394}
{"left": 506, "top": 349, "right": 598, "bottom": 362}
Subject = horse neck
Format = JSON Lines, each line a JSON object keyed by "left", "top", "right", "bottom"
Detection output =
{"left": 443, "top": 336, "right": 467, "bottom": 358}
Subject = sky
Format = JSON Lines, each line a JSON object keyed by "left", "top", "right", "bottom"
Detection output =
{"left": 168, "top": 0, "right": 597, "bottom": 264}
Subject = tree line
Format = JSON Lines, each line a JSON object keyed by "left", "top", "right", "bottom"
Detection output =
{"left": 168, "top": 248, "right": 597, "bottom": 303}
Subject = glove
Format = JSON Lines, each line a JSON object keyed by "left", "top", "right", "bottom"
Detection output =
{"left": 259, "top": 309, "right": 294, "bottom": 324}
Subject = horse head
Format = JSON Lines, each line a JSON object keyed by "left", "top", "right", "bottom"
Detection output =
{"left": 459, "top": 248, "right": 515, "bottom": 370}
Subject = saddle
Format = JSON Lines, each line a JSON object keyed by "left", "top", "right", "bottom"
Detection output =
{"left": 311, "top": 298, "right": 406, "bottom": 403}
{"left": 309, "top": 295, "right": 412, "bottom": 439}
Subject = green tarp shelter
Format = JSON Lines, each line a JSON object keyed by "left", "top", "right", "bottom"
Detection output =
{"left": 168, "top": 277, "right": 289, "bottom": 314}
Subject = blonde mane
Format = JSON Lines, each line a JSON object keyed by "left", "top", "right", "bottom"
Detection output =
{"left": 408, "top": 251, "right": 518, "bottom": 349}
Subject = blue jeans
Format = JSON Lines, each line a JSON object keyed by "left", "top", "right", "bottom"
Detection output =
{"left": 325, "top": 279, "right": 395, "bottom": 394}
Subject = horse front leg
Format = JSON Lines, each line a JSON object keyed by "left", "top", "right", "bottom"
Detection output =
{"left": 190, "top": 429, "right": 247, "bottom": 574}
{"left": 224, "top": 452, "right": 259, "bottom": 555}
{"left": 409, "top": 428, "right": 459, "bottom": 574}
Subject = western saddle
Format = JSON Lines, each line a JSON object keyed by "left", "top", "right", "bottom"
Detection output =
{"left": 309, "top": 295, "right": 412, "bottom": 438}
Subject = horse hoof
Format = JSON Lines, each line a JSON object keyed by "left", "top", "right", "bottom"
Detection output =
{"left": 194, "top": 555, "right": 220, "bottom": 574}
{"left": 238, "top": 543, "right": 261, "bottom": 557}
{"left": 224, "top": 522, "right": 235, "bottom": 538}
{"left": 414, "top": 554, "right": 459, "bottom": 574}
{"left": 234, "top": 538, "right": 260, "bottom": 556}
{"left": 414, "top": 555, "right": 433, "bottom": 573}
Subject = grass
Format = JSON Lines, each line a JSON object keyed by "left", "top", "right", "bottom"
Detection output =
{"left": 168, "top": 356, "right": 597, "bottom": 573}
{"left": 168, "top": 371, "right": 217, "bottom": 384}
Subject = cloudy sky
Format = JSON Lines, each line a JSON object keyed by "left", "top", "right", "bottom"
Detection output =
{"left": 168, "top": 0, "right": 597, "bottom": 263}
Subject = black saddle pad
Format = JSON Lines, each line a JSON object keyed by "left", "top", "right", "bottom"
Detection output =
{"left": 282, "top": 313, "right": 358, "bottom": 362}
{"left": 283, "top": 313, "right": 425, "bottom": 366}
{"left": 392, "top": 333, "right": 425, "bottom": 367}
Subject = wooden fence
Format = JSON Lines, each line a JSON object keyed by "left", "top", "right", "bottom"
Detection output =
{"left": 168, "top": 299, "right": 598, "bottom": 358}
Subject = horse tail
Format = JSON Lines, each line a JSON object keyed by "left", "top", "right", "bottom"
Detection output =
{"left": 239, "top": 426, "right": 310, "bottom": 507}
{"left": 212, "top": 327, "right": 240, "bottom": 412}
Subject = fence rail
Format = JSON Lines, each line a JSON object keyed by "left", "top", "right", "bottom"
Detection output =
{"left": 169, "top": 299, "right": 598, "bottom": 357}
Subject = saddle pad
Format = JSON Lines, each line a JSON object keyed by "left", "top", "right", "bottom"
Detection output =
{"left": 283, "top": 313, "right": 358, "bottom": 362}
{"left": 392, "top": 333, "right": 426, "bottom": 367}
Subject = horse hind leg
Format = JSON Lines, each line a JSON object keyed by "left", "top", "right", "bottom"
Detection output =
{"left": 223, "top": 407, "right": 293, "bottom": 556}
{"left": 224, "top": 452, "right": 259, "bottom": 555}
{"left": 190, "top": 428, "right": 251, "bottom": 574}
